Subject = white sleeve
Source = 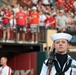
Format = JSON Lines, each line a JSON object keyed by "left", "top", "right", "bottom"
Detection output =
{"left": 55, "top": 17, "right": 59, "bottom": 22}
{"left": 5, "top": 67, "right": 11, "bottom": 75}
{"left": 72, "top": 59, "right": 76, "bottom": 70}
{"left": 42, "top": 15, "right": 46, "bottom": 21}
{"left": 40, "top": 60, "right": 48, "bottom": 75}
{"left": 65, "top": 16, "right": 68, "bottom": 23}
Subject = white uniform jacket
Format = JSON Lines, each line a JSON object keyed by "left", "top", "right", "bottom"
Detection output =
{"left": 0, "top": 66, "right": 12, "bottom": 75}
{"left": 40, "top": 55, "right": 76, "bottom": 75}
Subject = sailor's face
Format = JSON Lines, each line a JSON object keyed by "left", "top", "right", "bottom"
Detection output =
{"left": 54, "top": 39, "right": 69, "bottom": 54}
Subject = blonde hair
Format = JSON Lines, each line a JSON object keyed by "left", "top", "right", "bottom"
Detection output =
{"left": 1, "top": 57, "right": 8, "bottom": 62}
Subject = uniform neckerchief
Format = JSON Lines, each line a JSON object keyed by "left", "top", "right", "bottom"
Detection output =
{"left": 54, "top": 55, "right": 72, "bottom": 75}
{"left": 56, "top": 53, "right": 67, "bottom": 69}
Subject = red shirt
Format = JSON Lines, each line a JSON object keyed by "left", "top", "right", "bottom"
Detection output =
{"left": 29, "top": 12, "right": 39, "bottom": 25}
{"left": 2, "top": 12, "right": 11, "bottom": 24}
{"left": 45, "top": 16, "right": 55, "bottom": 27}
{"left": 63, "top": 0, "right": 73, "bottom": 12}
{"left": 57, "top": 0, "right": 64, "bottom": 6}
{"left": 16, "top": 12, "right": 27, "bottom": 26}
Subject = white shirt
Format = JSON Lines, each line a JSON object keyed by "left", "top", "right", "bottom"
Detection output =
{"left": 39, "top": 14, "right": 46, "bottom": 26}
{"left": 13, "top": 8, "right": 19, "bottom": 14}
{"left": 0, "top": 11, "right": 4, "bottom": 22}
{"left": 73, "top": 1, "right": 76, "bottom": 8}
{"left": 56, "top": 15, "right": 67, "bottom": 30}
{"left": 42, "top": 0, "right": 50, "bottom": 5}
{"left": 66, "top": 17, "right": 71, "bottom": 26}
{"left": 32, "top": 0, "right": 38, "bottom": 4}
{"left": 0, "top": 66, "right": 12, "bottom": 75}
{"left": 40, "top": 55, "right": 76, "bottom": 75}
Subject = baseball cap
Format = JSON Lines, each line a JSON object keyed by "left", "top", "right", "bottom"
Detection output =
{"left": 31, "top": 6, "right": 37, "bottom": 10}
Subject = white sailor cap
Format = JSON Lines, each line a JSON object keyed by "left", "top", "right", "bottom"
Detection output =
{"left": 51, "top": 33, "right": 72, "bottom": 41}
{"left": 32, "top": 6, "right": 37, "bottom": 10}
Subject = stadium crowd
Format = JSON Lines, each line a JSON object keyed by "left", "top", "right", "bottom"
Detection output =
{"left": 0, "top": 0, "right": 76, "bottom": 43}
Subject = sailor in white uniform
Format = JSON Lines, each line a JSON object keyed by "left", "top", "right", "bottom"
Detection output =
{"left": 40, "top": 33, "right": 76, "bottom": 75}
{"left": 0, "top": 57, "right": 12, "bottom": 75}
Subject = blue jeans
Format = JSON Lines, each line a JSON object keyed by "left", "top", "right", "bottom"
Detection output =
{"left": 3, "top": 24, "right": 10, "bottom": 27}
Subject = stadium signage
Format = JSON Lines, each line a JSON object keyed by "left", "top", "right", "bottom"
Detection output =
{"left": 12, "top": 69, "right": 33, "bottom": 75}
